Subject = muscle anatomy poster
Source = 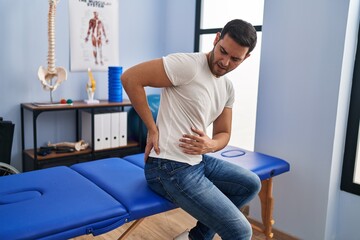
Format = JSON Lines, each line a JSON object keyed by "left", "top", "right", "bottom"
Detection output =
{"left": 69, "top": 0, "right": 119, "bottom": 71}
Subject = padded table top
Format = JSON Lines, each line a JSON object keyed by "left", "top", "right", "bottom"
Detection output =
{"left": 0, "top": 146, "right": 289, "bottom": 239}
{"left": 71, "top": 158, "right": 176, "bottom": 222}
{"left": 123, "top": 146, "right": 290, "bottom": 180}
{"left": 207, "top": 146, "right": 289, "bottom": 180}
{"left": 0, "top": 166, "right": 128, "bottom": 240}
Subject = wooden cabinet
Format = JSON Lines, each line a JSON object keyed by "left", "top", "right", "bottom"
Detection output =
{"left": 21, "top": 100, "right": 143, "bottom": 171}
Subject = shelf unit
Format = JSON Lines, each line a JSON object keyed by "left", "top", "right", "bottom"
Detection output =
{"left": 21, "top": 100, "right": 143, "bottom": 171}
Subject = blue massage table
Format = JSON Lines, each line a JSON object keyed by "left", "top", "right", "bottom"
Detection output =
{"left": 0, "top": 146, "right": 289, "bottom": 240}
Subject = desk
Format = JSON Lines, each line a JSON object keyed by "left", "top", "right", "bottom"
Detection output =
{"left": 21, "top": 100, "right": 143, "bottom": 171}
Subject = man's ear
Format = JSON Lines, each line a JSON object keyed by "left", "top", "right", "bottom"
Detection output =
{"left": 213, "top": 32, "right": 221, "bottom": 46}
{"left": 243, "top": 53, "right": 251, "bottom": 61}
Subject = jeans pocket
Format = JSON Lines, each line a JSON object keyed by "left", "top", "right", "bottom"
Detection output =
{"left": 145, "top": 170, "right": 176, "bottom": 203}
{"left": 168, "top": 161, "right": 189, "bottom": 175}
{"left": 144, "top": 159, "right": 159, "bottom": 182}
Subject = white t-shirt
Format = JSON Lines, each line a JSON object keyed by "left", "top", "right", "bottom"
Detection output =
{"left": 149, "top": 52, "right": 235, "bottom": 165}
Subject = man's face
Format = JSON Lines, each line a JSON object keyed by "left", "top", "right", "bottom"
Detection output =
{"left": 208, "top": 33, "right": 250, "bottom": 77}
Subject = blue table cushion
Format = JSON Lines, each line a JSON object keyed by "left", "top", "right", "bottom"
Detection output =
{"left": 206, "top": 146, "right": 290, "bottom": 180}
{"left": 123, "top": 153, "right": 146, "bottom": 168}
{"left": 0, "top": 166, "right": 128, "bottom": 240}
{"left": 71, "top": 158, "right": 176, "bottom": 222}
{"left": 123, "top": 146, "right": 290, "bottom": 180}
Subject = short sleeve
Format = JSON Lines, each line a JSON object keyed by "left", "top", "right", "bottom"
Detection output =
{"left": 225, "top": 78, "right": 235, "bottom": 108}
{"left": 162, "top": 53, "right": 199, "bottom": 86}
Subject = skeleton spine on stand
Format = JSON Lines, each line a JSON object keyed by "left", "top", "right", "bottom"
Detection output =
{"left": 38, "top": 0, "right": 67, "bottom": 103}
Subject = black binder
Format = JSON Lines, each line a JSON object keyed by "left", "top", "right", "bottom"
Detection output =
{"left": 0, "top": 117, "right": 15, "bottom": 165}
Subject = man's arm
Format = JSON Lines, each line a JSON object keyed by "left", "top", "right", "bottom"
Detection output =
{"left": 211, "top": 107, "right": 232, "bottom": 151}
{"left": 100, "top": 22, "right": 109, "bottom": 43}
{"left": 121, "top": 58, "right": 173, "bottom": 159}
{"left": 179, "top": 107, "right": 232, "bottom": 154}
{"left": 85, "top": 20, "right": 93, "bottom": 42}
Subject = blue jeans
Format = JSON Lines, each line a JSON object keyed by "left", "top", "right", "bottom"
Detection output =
{"left": 144, "top": 155, "right": 261, "bottom": 240}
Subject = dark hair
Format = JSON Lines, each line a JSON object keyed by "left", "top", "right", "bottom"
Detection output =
{"left": 220, "top": 19, "right": 257, "bottom": 54}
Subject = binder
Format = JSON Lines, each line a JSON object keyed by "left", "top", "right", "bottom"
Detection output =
{"left": 93, "top": 113, "right": 103, "bottom": 150}
{"left": 81, "top": 112, "right": 106, "bottom": 150}
{"left": 102, "top": 113, "right": 111, "bottom": 149}
{"left": 111, "top": 112, "right": 120, "bottom": 148}
{"left": 119, "top": 112, "right": 128, "bottom": 146}
{"left": 82, "top": 111, "right": 127, "bottom": 150}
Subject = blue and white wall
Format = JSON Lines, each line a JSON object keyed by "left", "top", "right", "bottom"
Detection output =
{"left": 0, "top": 0, "right": 359, "bottom": 239}
{"left": 0, "top": 0, "right": 194, "bottom": 172}
{"left": 255, "top": 0, "right": 360, "bottom": 239}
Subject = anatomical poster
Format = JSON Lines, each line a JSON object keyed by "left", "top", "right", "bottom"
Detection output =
{"left": 69, "top": 0, "right": 119, "bottom": 71}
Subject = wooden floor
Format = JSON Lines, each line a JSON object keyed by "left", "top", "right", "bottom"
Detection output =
{"left": 72, "top": 208, "right": 273, "bottom": 240}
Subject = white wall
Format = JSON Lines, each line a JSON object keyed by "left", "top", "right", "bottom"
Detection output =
{"left": 255, "top": 0, "right": 360, "bottom": 239}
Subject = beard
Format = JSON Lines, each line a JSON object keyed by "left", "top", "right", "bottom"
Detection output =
{"left": 207, "top": 49, "right": 228, "bottom": 78}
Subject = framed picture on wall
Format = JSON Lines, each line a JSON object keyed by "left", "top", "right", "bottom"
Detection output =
{"left": 69, "top": 0, "right": 119, "bottom": 72}
{"left": 341, "top": 24, "right": 360, "bottom": 196}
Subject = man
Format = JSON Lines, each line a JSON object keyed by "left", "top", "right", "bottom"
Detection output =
{"left": 121, "top": 19, "right": 261, "bottom": 240}
{"left": 85, "top": 11, "right": 108, "bottom": 65}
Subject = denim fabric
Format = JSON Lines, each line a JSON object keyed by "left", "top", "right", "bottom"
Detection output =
{"left": 144, "top": 155, "right": 261, "bottom": 240}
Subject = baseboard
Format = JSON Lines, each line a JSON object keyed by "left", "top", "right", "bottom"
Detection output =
{"left": 247, "top": 217, "right": 300, "bottom": 240}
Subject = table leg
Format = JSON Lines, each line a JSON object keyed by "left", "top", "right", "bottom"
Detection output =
{"left": 117, "top": 218, "right": 145, "bottom": 240}
{"left": 257, "top": 178, "right": 275, "bottom": 239}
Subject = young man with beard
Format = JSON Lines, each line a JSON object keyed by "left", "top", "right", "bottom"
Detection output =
{"left": 121, "top": 19, "right": 261, "bottom": 240}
